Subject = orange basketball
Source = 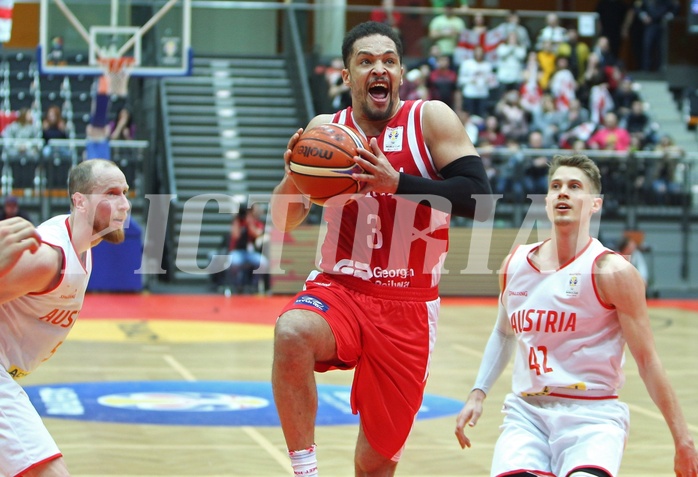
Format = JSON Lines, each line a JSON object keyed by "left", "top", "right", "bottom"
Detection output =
{"left": 289, "top": 123, "right": 369, "bottom": 206}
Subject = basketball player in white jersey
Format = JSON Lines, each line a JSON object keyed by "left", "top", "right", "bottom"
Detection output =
{"left": 454, "top": 154, "right": 698, "bottom": 476}
{"left": 271, "top": 21, "right": 493, "bottom": 477}
{"left": 0, "top": 159, "right": 130, "bottom": 476}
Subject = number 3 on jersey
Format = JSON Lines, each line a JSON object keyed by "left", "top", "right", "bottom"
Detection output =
{"left": 529, "top": 345, "right": 553, "bottom": 375}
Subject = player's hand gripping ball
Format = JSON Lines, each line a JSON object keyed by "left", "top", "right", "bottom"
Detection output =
{"left": 289, "top": 123, "right": 369, "bottom": 206}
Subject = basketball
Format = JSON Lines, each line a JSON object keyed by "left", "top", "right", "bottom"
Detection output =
{"left": 289, "top": 123, "right": 369, "bottom": 206}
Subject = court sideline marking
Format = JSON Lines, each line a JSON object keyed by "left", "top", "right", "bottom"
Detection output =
{"left": 162, "top": 354, "right": 293, "bottom": 475}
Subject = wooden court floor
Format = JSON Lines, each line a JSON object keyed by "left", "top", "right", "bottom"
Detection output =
{"left": 19, "top": 292, "right": 698, "bottom": 477}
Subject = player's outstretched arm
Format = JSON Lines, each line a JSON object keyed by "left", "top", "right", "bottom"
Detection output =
{"left": 0, "top": 217, "right": 41, "bottom": 278}
{"left": 455, "top": 258, "right": 516, "bottom": 449}
{"left": 596, "top": 253, "right": 698, "bottom": 476}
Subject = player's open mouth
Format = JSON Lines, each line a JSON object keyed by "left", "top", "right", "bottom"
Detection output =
{"left": 368, "top": 82, "right": 389, "bottom": 101}
{"left": 556, "top": 203, "right": 571, "bottom": 210}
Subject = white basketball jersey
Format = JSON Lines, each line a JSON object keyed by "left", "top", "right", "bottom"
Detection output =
{"left": 0, "top": 215, "right": 92, "bottom": 378}
{"left": 503, "top": 238, "right": 626, "bottom": 396}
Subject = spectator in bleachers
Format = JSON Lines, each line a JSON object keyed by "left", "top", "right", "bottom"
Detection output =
{"left": 497, "top": 10, "right": 531, "bottom": 52}
{"left": 370, "top": 0, "right": 403, "bottom": 35}
{"left": 109, "top": 107, "right": 135, "bottom": 141}
{"left": 531, "top": 93, "right": 566, "bottom": 148}
{"left": 41, "top": 105, "right": 67, "bottom": 144}
{"left": 3, "top": 108, "right": 40, "bottom": 157}
{"left": 427, "top": 54, "right": 458, "bottom": 109}
{"left": 556, "top": 28, "right": 589, "bottom": 83}
{"left": 595, "top": 0, "right": 630, "bottom": 59}
{"left": 587, "top": 111, "right": 631, "bottom": 151}
{"left": 519, "top": 51, "right": 544, "bottom": 115}
{"left": 324, "top": 56, "right": 351, "bottom": 112}
{"left": 613, "top": 76, "right": 641, "bottom": 119}
{"left": 428, "top": 0, "right": 466, "bottom": 69}
{"left": 495, "top": 31, "right": 527, "bottom": 96}
{"left": 401, "top": 66, "right": 431, "bottom": 101}
{"left": 637, "top": 0, "right": 679, "bottom": 72}
{"left": 558, "top": 98, "right": 594, "bottom": 148}
{"left": 588, "top": 78, "right": 615, "bottom": 125}
{"left": 457, "top": 45, "right": 495, "bottom": 119}
{"left": 0, "top": 195, "right": 33, "bottom": 224}
{"left": 522, "top": 131, "right": 550, "bottom": 195}
{"left": 493, "top": 138, "right": 527, "bottom": 201}
{"left": 459, "top": 110, "right": 480, "bottom": 145}
{"left": 622, "top": 99, "right": 656, "bottom": 149}
{"left": 640, "top": 133, "right": 684, "bottom": 204}
{"left": 536, "top": 40, "right": 557, "bottom": 90}
{"left": 479, "top": 115, "right": 507, "bottom": 147}
{"left": 548, "top": 55, "right": 577, "bottom": 112}
{"left": 534, "top": 13, "right": 568, "bottom": 51}
{"left": 494, "top": 89, "right": 529, "bottom": 143}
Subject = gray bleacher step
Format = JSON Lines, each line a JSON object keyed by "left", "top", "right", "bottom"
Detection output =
{"left": 167, "top": 116, "right": 220, "bottom": 126}
{"left": 235, "top": 116, "right": 299, "bottom": 127}
{"left": 226, "top": 86, "right": 293, "bottom": 97}
{"left": 193, "top": 67, "right": 288, "bottom": 78}
{"left": 167, "top": 104, "right": 220, "bottom": 114}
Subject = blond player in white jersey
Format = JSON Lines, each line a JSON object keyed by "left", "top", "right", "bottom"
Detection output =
{"left": 0, "top": 159, "right": 130, "bottom": 477}
{"left": 454, "top": 154, "right": 698, "bottom": 477}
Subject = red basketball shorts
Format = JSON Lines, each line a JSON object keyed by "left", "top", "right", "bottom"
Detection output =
{"left": 281, "top": 272, "right": 441, "bottom": 461}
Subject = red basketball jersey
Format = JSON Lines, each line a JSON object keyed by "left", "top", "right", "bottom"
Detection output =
{"left": 321, "top": 100, "right": 450, "bottom": 289}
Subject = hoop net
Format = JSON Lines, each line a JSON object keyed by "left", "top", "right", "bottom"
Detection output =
{"left": 98, "top": 56, "right": 135, "bottom": 97}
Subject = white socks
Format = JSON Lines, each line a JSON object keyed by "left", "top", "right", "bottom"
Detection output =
{"left": 288, "top": 444, "right": 318, "bottom": 476}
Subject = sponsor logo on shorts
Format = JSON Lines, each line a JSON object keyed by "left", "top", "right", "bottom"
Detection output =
{"left": 295, "top": 294, "right": 329, "bottom": 312}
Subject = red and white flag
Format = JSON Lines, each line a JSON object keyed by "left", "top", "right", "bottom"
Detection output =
{"left": 0, "top": 0, "right": 14, "bottom": 43}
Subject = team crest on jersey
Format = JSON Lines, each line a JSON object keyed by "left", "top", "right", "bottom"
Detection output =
{"left": 383, "top": 126, "right": 403, "bottom": 152}
{"left": 565, "top": 274, "right": 581, "bottom": 297}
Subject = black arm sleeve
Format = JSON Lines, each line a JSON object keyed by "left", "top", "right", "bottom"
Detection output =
{"left": 395, "top": 155, "right": 494, "bottom": 220}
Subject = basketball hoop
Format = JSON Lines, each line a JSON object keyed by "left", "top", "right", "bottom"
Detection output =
{"left": 97, "top": 56, "right": 135, "bottom": 97}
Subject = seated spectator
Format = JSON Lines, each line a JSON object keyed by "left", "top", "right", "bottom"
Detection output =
{"left": 497, "top": 10, "right": 531, "bottom": 51}
{"left": 400, "top": 66, "right": 430, "bottom": 101}
{"left": 479, "top": 115, "right": 507, "bottom": 147}
{"left": 370, "top": 0, "right": 403, "bottom": 34}
{"left": 458, "top": 110, "right": 480, "bottom": 145}
{"left": 427, "top": 55, "right": 458, "bottom": 109}
{"left": 493, "top": 138, "right": 527, "bottom": 201}
{"left": 428, "top": 0, "right": 466, "bottom": 69}
{"left": 0, "top": 195, "right": 33, "bottom": 223}
{"left": 110, "top": 107, "right": 135, "bottom": 141}
{"left": 42, "top": 105, "right": 67, "bottom": 143}
{"left": 531, "top": 93, "right": 566, "bottom": 147}
{"left": 587, "top": 111, "right": 631, "bottom": 151}
{"left": 457, "top": 45, "right": 495, "bottom": 118}
{"left": 556, "top": 28, "right": 589, "bottom": 82}
{"left": 519, "top": 52, "right": 544, "bottom": 116}
{"left": 324, "top": 56, "right": 351, "bottom": 112}
{"left": 3, "top": 108, "right": 41, "bottom": 190}
{"left": 535, "top": 13, "right": 568, "bottom": 51}
{"left": 613, "top": 76, "right": 641, "bottom": 120}
{"left": 536, "top": 40, "right": 557, "bottom": 90}
{"left": 495, "top": 31, "right": 527, "bottom": 95}
{"left": 3, "top": 108, "right": 41, "bottom": 161}
{"left": 495, "top": 89, "right": 529, "bottom": 143}
{"left": 588, "top": 79, "right": 615, "bottom": 125}
{"left": 622, "top": 99, "right": 656, "bottom": 149}
{"left": 548, "top": 55, "right": 577, "bottom": 112}
{"left": 617, "top": 235, "right": 650, "bottom": 288}
{"left": 522, "top": 130, "right": 550, "bottom": 195}
{"left": 211, "top": 204, "right": 269, "bottom": 294}
{"left": 644, "top": 134, "right": 685, "bottom": 205}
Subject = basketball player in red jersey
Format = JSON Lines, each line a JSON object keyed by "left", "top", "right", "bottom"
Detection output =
{"left": 270, "top": 21, "right": 493, "bottom": 476}
{"left": 455, "top": 155, "right": 698, "bottom": 477}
